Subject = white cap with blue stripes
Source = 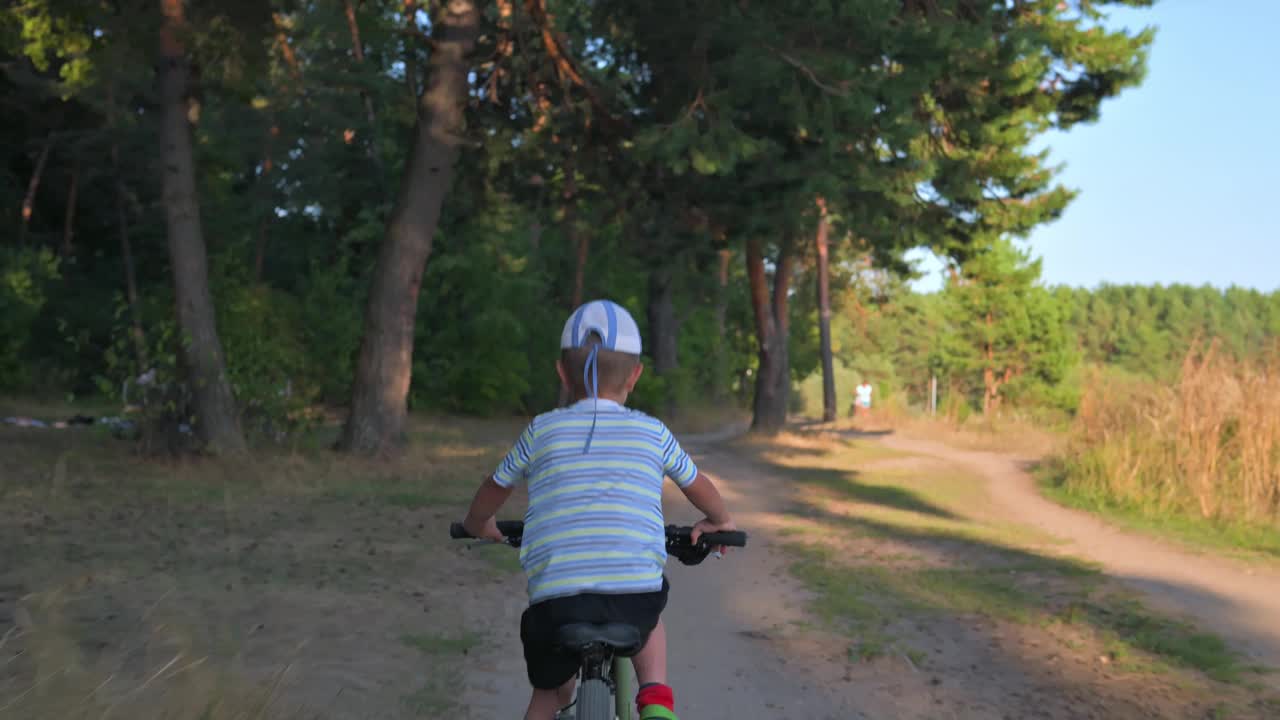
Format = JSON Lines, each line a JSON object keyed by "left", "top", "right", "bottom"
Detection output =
{"left": 560, "top": 299, "right": 643, "bottom": 355}
{"left": 560, "top": 300, "right": 642, "bottom": 453}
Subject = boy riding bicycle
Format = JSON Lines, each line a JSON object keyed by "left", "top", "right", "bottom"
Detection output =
{"left": 462, "top": 300, "right": 736, "bottom": 720}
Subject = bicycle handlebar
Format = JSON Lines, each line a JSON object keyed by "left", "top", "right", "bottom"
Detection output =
{"left": 661, "top": 525, "right": 748, "bottom": 549}
{"left": 449, "top": 521, "right": 747, "bottom": 565}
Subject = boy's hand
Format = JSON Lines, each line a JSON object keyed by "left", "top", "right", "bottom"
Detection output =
{"left": 690, "top": 516, "right": 737, "bottom": 556}
{"left": 463, "top": 515, "right": 504, "bottom": 543}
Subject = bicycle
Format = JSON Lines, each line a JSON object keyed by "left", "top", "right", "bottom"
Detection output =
{"left": 450, "top": 520, "right": 747, "bottom": 720}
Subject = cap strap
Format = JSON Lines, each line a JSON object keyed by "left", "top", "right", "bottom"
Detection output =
{"left": 583, "top": 344, "right": 600, "bottom": 453}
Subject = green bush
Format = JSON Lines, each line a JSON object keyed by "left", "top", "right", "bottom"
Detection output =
{"left": 217, "top": 283, "right": 319, "bottom": 434}
{"left": 0, "top": 247, "right": 60, "bottom": 390}
{"left": 414, "top": 302, "right": 537, "bottom": 416}
{"left": 297, "top": 259, "right": 364, "bottom": 403}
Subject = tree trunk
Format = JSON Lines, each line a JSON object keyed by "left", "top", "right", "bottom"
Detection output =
{"left": 273, "top": 13, "right": 302, "bottom": 82}
{"left": 815, "top": 200, "right": 836, "bottom": 422}
{"left": 648, "top": 264, "right": 679, "bottom": 414}
{"left": 713, "top": 247, "right": 731, "bottom": 399}
{"left": 487, "top": 0, "right": 513, "bottom": 104}
{"left": 19, "top": 134, "right": 53, "bottom": 245}
{"left": 262, "top": 12, "right": 300, "bottom": 280}
{"left": 403, "top": 0, "right": 420, "bottom": 103}
{"left": 772, "top": 240, "right": 794, "bottom": 422}
{"left": 253, "top": 123, "right": 279, "bottom": 282}
{"left": 61, "top": 157, "right": 80, "bottom": 258}
{"left": 558, "top": 153, "right": 585, "bottom": 407}
{"left": 566, "top": 153, "right": 586, "bottom": 307}
{"left": 338, "top": 0, "right": 480, "bottom": 455}
{"left": 113, "top": 144, "right": 149, "bottom": 373}
{"left": 748, "top": 238, "right": 794, "bottom": 434}
{"left": 107, "top": 82, "right": 148, "bottom": 372}
{"left": 648, "top": 265, "right": 678, "bottom": 372}
{"left": 159, "top": 0, "right": 246, "bottom": 453}
{"left": 570, "top": 227, "right": 588, "bottom": 308}
{"left": 983, "top": 310, "right": 997, "bottom": 414}
{"left": 342, "top": 0, "right": 385, "bottom": 178}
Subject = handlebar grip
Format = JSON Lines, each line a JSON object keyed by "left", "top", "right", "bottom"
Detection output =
{"left": 700, "top": 531, "right": 748, "bottom": 547}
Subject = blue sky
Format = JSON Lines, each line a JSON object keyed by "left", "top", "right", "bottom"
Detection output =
{"left": 911, "top": 0, "right": 1280, "bottom": 292}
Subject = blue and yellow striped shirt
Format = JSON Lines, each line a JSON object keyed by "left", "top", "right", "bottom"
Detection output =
{"left": 492, "top": 399, "right": 699, "bottom": 603}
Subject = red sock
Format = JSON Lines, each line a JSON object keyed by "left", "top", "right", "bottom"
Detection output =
{"left": 636, "top": 682, "right": 675, "bottom": 712}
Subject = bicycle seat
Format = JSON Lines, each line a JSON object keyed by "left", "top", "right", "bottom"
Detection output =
{"left": 555, "top": 623, "right": 643, "bottom": 657}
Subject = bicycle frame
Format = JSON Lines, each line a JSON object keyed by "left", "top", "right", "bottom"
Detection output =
{"left": 612, "top": 656, "right": 634, "bottom": 720}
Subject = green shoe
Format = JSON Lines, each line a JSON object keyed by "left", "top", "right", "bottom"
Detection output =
{"left": 638, "top": 706, "right": 678, "bottom": 720}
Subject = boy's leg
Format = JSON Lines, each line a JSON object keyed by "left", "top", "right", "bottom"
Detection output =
{"left": 631, "top": 618, "right": 667, "bottom": 684}
{"left": 524, "top": 678, "right": 575, "bottom": 720}
{"left": 632, "top": 619, "right": 678, "bottom": 719}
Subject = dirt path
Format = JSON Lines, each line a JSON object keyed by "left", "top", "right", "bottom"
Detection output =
{"left": 459, "top": 426, "right": 1280, "bottom": 718}
{"left": 459, "top": 435, "right": 903, "bottom": 720}
{"left": 878, "top": 433, "right": 1280, "bottom": 674}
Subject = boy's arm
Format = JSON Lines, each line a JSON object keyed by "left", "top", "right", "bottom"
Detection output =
{"left": 679, "top": 471, "right": 736, "bottom": 543}
{"left": 462, "top": 476, "right": 514, "bottom": 542}
{"left": 465, "top": 418, "right": 535, "bottom": 541}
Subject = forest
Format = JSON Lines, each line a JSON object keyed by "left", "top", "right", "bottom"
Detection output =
{"left": 12, "top": 0, "right": 1272, "bottom": 457}
{"left": 3, "top": 0, "right": 1174, "bottom": 448}
{"left": 806, "top": 265, "right": 1280, "bottom": 419}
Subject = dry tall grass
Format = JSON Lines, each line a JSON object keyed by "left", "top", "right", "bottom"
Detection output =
{"left": 1065, "top": 343, "right": 1280, "bottom": 525}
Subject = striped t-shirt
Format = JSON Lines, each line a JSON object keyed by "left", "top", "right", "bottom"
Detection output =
{"left": 492, "top": 398, "right": 699, "bottom": 604}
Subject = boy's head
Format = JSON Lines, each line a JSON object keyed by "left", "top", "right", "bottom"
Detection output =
{"left": 558, "top": 300, "right": 644, "bottom": 402}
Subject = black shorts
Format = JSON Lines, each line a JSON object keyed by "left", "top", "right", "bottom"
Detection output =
{"left": 520, "top": 578, "right": 669, "bottom": 690}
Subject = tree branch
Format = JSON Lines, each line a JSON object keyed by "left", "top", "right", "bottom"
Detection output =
{"left": 523, "top": 0, "right": 628, "bottom": 133}
{"left": 767, "top": 45, "right": 849, "bottom": 97}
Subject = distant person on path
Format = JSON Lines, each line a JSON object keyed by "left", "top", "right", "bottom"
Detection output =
{"left": 854, "top": 380, "right": 874, "bottom": 418}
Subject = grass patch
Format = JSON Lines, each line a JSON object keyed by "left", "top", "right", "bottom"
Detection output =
{"left": 762, "top": 435, "right": 1261, "bottom": 687}
{"left": 322, "top": 483, "right": 471, "bottom": 510}
{"left": 1038, "top": 460, "right": 1280, "bottom": 562}
{"left": 790, "top": 535, "right": 1257, "bottom": 682}
{"left": 831, "top": 438, "right": 918, "bottom": 466}
{"left": 1072, "top": 598, "right": 1257, "bottom": 683}
{"left": 401, "top": 630, "right": 483, "bottom": 656}
{"left": 789, "top": 548, "right": 896, "bottom": 627}
{"left": 402, "top": 676, "right": 456, "bottom": 716}
{"left": 789, "top": 543, "right": 1092, "bottom": 626}
{"left": 851, "top": 635, "right": 890, "bottom": 662}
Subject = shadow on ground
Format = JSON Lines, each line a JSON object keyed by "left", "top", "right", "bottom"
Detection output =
{"left": 718, "top": 436, "right": 1280, "bottom": 719}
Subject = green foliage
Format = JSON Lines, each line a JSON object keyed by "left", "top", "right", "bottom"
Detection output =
{"left": 0, "top": 247, "right": 60, "bottom": 390}
{"left": 1056, "top": 284, "right": 1280, "bottom": 378}
{"left": 936, "top": 240, "right": 1076, "bottom": 413}
{"left": 1, "top": 0, "right": 1162, "bottom": 440}
{"left": 7, "top": 0, "right": 97, "bottom": 92}
{"left": 798, "top": 242, "right": 1280, "bottom": 422}
{"left": 296, "top": 260, "right": 365, "bottom": 403}
{"left": 409, "top": 202, "right": 559, "bottom": 416}
{"left": 217, "top": 282, "right": 317, "bottom": 433}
